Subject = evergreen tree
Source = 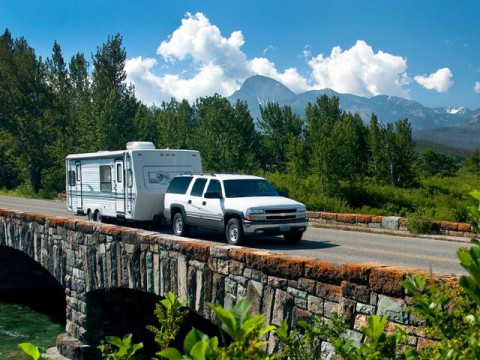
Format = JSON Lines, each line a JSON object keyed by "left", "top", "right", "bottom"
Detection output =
{"left": 193, "top": 94, "right": 242, "bottom": 172}
{"left": 69, "top": 52, "right": 93, "bottom": 152}
{"left": 305, "top": 95, "right": 343, "bottom": 194}
{"left": 258, "top": 102, "right": 303, "bottom": 173}
{"left": 0, "top": 31, "right": 55, "bottom": 193}
{"left": 366, "top": 115, "right": 416, "bottom": 187}
{"left": 329, "top": 112, "right": 368, "bottom": 185}
{"left": 393, "top": 118, "right": 416, "bottom": 187}
{"left": 461, "top": 148, "right": 480, "bottom": 175}
{"left": 133, "top": 103, "right": 157, "bottom": 142}
{"left": 0, "top": 29, "right": 21, "bottom": 189}
{"left": 232, "top": 99, "right": 260, "bottom": 173}
{"left": 367, "top": 114, "right": 392, "bottom": 185}
{"left": 44, "top": 41, "right": 72, "bottom": 191}
{"left": 155, "top": 98, "right": 195, "bottom": 149}
{"left": 91, "top": 34, "right": 138, "bottom": 150}
{"left": 416, "top": 149, "right": 459, "bottom": 177}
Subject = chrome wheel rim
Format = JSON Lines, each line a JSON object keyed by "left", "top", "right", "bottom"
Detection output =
{"left": 174, "top": 218, "right": 183, "bottom": 234}
{"left": 229, "top": 224, "right": 239, "bottom": 242}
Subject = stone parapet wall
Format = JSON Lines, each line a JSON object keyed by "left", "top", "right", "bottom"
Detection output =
{"left": 307, "top": 211, "right": 477, "bottom": 238}
{"left": 0, "top": 208, "right": 458, "bottom": 359}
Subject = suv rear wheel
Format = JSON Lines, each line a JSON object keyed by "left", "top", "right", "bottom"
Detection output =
{"left": 225, "top": 218, "right": 245, "bottom": 246}
{"left": 173, "top": 212, "right": 190, "bottom": 237}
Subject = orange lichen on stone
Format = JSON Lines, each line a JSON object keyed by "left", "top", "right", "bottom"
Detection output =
{"left": 177, "top": 241, "right": 211, "bottom": 262}
{"left": 341, "top": 264, "right": 372, "bottom": 285}
{"left": 320, "top": 212, "right": 337, "bottom": 220}
{"left": 305, "top": 259, "right": 344, "bottom": 285}
{"left": 97, "top": 224, "right": 124, "bottom": 237}
{"left": 75, "top": 221, "right": 95, "bottom": 234}
{"left": 46, "top": 217, "right": 71, "bottom": 227}
{"left": 228, "top": 247, "right": 248, "bottom": 262}
{"left": 356, "top": 214, "right": 373, "bottom": 223}
{"left": 439, "top": 221, "right": 458, "bottom": 231}
{"left": 370, "top": 267, "right": 412, "bottom": 296}
{"left": 316, "top": 283, "right": 341, "bottom": 302}
{"left": 245, "top": 252, "right": 305, "bottom": 279}
{"left": 120, "top": 228, "right": 141, "bottom": 244}
{"left": 337, "top": 214, "right": 357, "bottom": 223}
{"left": 458, "top": 222, "right": 473, "bottom": 232}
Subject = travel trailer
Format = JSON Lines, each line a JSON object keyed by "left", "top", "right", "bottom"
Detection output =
{"left": 66, "top": 142, "right": 202, "bottom": 222}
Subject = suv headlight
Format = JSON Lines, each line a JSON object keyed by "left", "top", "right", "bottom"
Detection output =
{"left": 297, "top": 206, "right": 306, "bottom": 213}
{"left": 245, "top": 208, "right": 264, "bottom": 221}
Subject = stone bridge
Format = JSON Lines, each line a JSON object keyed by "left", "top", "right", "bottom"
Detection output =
{"left": 0, "top": 208, "right": 455, "bottom": 359}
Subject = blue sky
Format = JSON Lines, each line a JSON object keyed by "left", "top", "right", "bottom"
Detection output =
{"left": 2, "top": 0, "right": 480, "bottom": 109}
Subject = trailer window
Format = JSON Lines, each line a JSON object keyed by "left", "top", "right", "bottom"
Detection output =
{"left": 68, "top": 171, "right": 76, "bottom": 186}
{"left": 127, "top": 169, "right": 133, "bottom": 188}
{"left": 116, "top": 163, "right": 123, "bottom": 183}
{"left": 76, "top": 164, "right": 81, "bottom": 181}
{"left": 100, "top": 165, "right": 112, "bottom": 192}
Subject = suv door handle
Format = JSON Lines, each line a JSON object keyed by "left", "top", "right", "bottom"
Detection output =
{"left": 188, "top": 200, "right": 192, "bottom": 204}
{"left": 202, "top": 201, "right": 206, "bottom": 206}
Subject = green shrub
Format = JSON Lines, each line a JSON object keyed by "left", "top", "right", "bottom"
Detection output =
{"left": 159, "top": 298, "right": 274, "bottom": 360}
{"left": 146, "top": 292, "right": 187, "bottom": 354}
{"left": 405, "top": 210, "right": 434, "bottom": 234}
{"left": 98, "top": 334, "right": 143, "bottom": 360}
{"left": 17, "top": 343, "right": 50, "bottom": 360}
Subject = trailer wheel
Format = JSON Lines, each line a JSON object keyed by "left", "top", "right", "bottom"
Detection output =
{"left": 94, "top": 210, "right": 103, "bottom": 223}
{"left": 87, "top": 209, "right": 94, "bottom": 221}
{"left": 173, "top": 212, "right": 190, "bottom": 237}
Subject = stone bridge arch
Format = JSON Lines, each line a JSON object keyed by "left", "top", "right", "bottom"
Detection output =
{"left": 0, "top": 208, "right": 454, "bottom": 360}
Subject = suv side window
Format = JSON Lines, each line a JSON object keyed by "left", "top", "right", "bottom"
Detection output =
{"left": 206, "top": 179, "right": 221, "bottom": 195}
{"left": 190, "top": 178, "right": 208, "bottom": 196}
{"left": 166, "top": 176, "right": 193, "bottom": 194}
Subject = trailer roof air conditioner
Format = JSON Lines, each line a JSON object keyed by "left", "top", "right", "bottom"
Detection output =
{"left": 126, "top": 141, "right": 156, "bottom": 150}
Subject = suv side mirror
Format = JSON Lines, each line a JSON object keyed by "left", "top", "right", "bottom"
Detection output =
{"left": 278, "top": 189, "right": 288, "bottom": 197}
{"left": 204, "top": 191, "right": 222, "bottom": 199}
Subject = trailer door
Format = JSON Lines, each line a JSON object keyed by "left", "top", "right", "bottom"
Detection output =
{"left": 75, "top": 161, "right": 83, "bottom": 209}
{"left": 114, "top": 160, "right": 126, "bottom": 214}
{"left": 67, "top": 160, "right": 82, "bottom": 211}
{"left": 67, "top": 161, "right": 74, "bottom": 209}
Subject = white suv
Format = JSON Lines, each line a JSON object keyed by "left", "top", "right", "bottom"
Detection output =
{"left": 163, "top": 174, "right": 308, "bottom": 245}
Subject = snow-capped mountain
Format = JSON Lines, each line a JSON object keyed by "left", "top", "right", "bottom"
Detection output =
{"left": 228, "top": 75, "right": 480, "bottom": 149}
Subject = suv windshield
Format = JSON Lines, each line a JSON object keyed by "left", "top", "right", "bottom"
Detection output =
{"left": 223, "top": 179, "right": 278, "bottom": 198}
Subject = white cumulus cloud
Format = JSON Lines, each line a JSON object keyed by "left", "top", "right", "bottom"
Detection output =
{"left": 126, "top": 12, "right": 310, "bottom": 104}
{"left": 414, "top": 68, "right": 454, "bottom": 93}
{"left": 474, "top": 81, "right": 480, "bottom": 93}
{"left": 126, "top": 13, "right": 436, "bottom": 105}
{"left": 307, "top": 40, "right": 410, "bottom": 98}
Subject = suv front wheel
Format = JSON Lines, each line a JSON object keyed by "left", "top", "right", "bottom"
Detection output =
{"left": 173, "top": 212, "right": 190, "bottom": 237}
{"left": 225, "top": 218, "right": 245, "bottom": 246}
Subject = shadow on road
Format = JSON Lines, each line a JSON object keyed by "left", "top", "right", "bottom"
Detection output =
{"left": 91, "top": 217, "right": 338, "bottom": 252}
{"left": 164, "top": 227, "right": 338, "bottom": 251}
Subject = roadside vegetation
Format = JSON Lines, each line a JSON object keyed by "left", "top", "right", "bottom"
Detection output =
{"left": 2, "top": 29, "right": 480, "bottom": 222}
{"left": 19, "top": 191, "right": 480, "bottom": 359}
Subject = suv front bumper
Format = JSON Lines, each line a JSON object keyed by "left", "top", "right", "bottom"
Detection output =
{"left": 242, "top": 218, "right": 308, "bottom": 236}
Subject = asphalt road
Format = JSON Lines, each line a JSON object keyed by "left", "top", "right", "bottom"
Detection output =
{"left": 0, "top": 195, "right": 470, "bottom": 276}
